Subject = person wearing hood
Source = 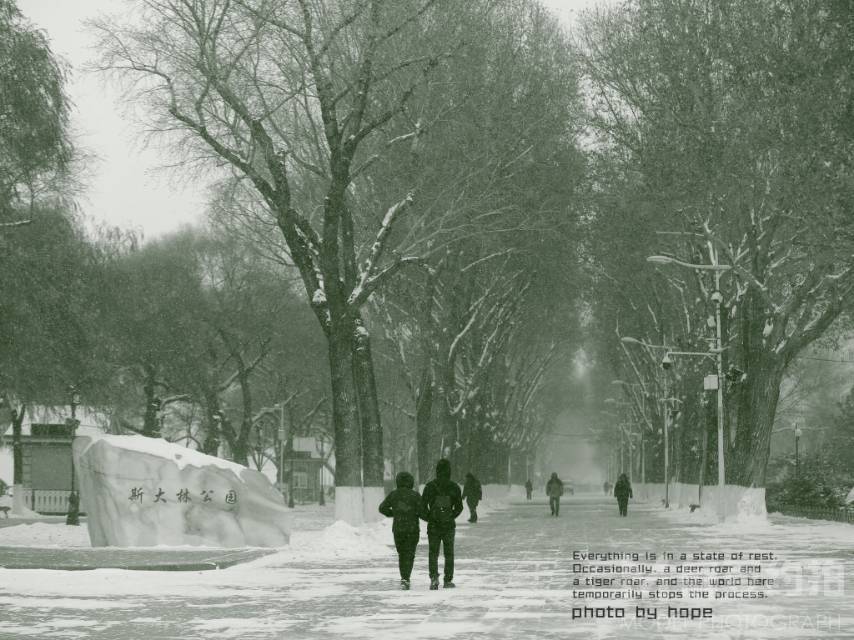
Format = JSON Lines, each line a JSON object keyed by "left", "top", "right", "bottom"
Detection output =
{"left": 379, "top": 471, "right": 424, "bottom": 590}
{"left": 462, "top": 472, "right": 483, "bottom": 523}
{"left": 545, "top": 472, "right": 564, "bottom": 516}
{"left": 421, "top": 458, "right": 464, "bottom": 589}
{"left": 613, "top": 473, "right": 633, "bottom": 517}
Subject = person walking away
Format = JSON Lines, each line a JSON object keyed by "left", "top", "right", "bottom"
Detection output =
{"left": 545, "top": 472, "right": 564, "bottom": 516}
{"left": 462, "top": 472, "right": 483, "bottom": 523}
{"left": 603, "top": 480, "right": 611, "bottom": 495}
{"left": 525, "top": 478, "right": 533, "bottom": 501}
{"left": 378, "top": 471, "right": 423, "bottom": 590}
{"left": 614, "top": 473, "right": 633, "bottom": 517}
{"left": 421, "top": 459, "right": 464, "bottom": 589}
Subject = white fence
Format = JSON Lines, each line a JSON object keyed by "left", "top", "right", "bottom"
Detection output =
{"left": 18, "top": 488, "right": 79, "bottom": 514}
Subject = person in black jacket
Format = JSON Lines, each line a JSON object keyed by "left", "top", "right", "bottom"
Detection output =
{"left": 421, "top": 459, "right": 464, "bottom": 589}
{"left": 525, "top": 478, "right": 533, "bottom": 500}
{"left": 462, "top": 472, "right": 483, "bottom": 523}
{"left": 613, "top": 473, "right": 633, "bottom": 517}
{"left": 546, "top": 472, "right": 564, "bottom": 516}
{"left": 378, "top": 471, "right": 423, "bottom": 589}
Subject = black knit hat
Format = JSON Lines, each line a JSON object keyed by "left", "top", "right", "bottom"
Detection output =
{"left": 395, "top": 471, "right": 415, "bottom": 489}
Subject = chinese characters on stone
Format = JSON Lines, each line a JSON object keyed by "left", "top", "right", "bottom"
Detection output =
{"left": 129, "top": 487, "right": 238, "bottom": 505}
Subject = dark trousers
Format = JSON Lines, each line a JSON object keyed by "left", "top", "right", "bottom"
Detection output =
{"left": 549, "top": 496, "right": 560, "bottom": 516}
{"left": 617, "top": 497, "right": 628, "bottom": 517}
{"left": 394, "top": 530, "right": 419, "bottom": 580}
{"left": 526, "top": 488, "right": 532, "bottom": 500}
{"left": 467, "top": 498, "right": 478, "bottom": 522}
{"left": 427, "top": 526, "right": 455, "bottom": 581}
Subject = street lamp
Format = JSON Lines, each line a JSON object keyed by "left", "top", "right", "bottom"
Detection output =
{"left": 66, "top": 386, "right": 81, "bottom": 526}
{"left": 647, "top": 251, "right": 732, "bottom": 520}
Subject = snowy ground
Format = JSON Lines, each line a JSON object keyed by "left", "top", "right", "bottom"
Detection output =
{"left": 1, "top": 495, "right": 853, "bottom": 639}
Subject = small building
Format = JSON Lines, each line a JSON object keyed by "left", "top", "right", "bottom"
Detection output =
{"left": 279, "top": 437, "right": 332, "bottom": 504}
{"left": 0, "top": 406, "right": 108, "bottom": 514}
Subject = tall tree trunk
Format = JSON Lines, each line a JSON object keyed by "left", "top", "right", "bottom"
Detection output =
{"left": 230, "top": 367, "right": 252, "bottom": 466}
{"left": 352, "top": 317, "right": 384, "bottom": 521}
{"left": 328, "top": 315, "right": 364, "bottom": 521}
{"left": 731, "top": 354, "right": 786, "bottom": 486}
{"left": 415, "top": 371, "right": 434, "bottom": 485}
{"left": 142, "top": 362, "right": 160, "bottom": 437}
{"left": 11, "top": 405, "right": 24, "bottom": 485}
{"left": 202, "top": 391, "right": 221, "bottom": 456}
{"left": 352, "top": 318, "right": 383, "bottom": 488}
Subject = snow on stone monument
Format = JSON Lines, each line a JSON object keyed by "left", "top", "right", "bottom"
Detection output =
{"left": 74, "top": 434, "right": 291, "bottom": 547}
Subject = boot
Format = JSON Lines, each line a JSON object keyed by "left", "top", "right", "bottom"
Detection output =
{"left": 443, "top": 580, "right": 456, "bottom": 588}
{"left": 400, "top": 579, "right": 410, "bottom": 590}
{"left": 430, "top": 577, "right": 439, "bottom": 590}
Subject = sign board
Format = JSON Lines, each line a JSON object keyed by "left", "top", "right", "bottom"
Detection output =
{"left": 703, "top": 374, "right": 719, "bottom": 390}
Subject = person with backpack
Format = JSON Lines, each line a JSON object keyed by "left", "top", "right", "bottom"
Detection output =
{"left": 421, "top": 458, "right": 464, "bottom": 589}
{"left": 462, "top": 472, "right": 483, "bottom": 523}
{"left": 525, "top": 478, "right": 533, "bottom": 500}
{"left": 613, "top": 473, "right": 633, "bottom": 517}
{"left": 545, "top": 472, "right": 564, "bottom": 517}
{"left": 378, "top": 471, "right": 424, "bottom": 590}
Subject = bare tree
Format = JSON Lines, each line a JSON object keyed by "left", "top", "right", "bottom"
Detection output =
{"left": 92, "top": 0, "right": 471, "bottom": 521}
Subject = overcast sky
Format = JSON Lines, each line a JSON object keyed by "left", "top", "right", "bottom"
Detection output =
{"left": 17, "top": 0, "right": 598, "bottom": 240}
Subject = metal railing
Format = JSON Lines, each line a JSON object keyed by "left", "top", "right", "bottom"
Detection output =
{"left": 774, "top": 504, "right": 854, "bottom": 524}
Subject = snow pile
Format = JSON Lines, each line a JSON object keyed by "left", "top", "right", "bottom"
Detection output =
{"left": 0, "top": 521, "right": 91, "bottom": 547}
{"left": 2, "top": 492, "right": 40, "bottom": 518}
{"left": 288, "top": 520, "right": 392, "bottom": 559}
{"left": 634, "top": 482, "right": 766, "bottom": 521}
{"left": 74, "top": 434, "right": 291, "bottom": 548}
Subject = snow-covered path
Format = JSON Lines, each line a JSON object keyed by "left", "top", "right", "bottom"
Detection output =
{"left": 1, "top": 495, "right": 853, "bottom": 639}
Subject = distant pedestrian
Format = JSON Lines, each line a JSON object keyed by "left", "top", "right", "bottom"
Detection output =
{"left": 421, "top": 459, "right": 464, "bottom": 589}
{"left": 614, "top": 473, "right": 633, "bottom": 517}
{"left": 603, "top": 480, "right": 611, "bottom": 495}
{"left": 525, "top": 478, "right": 533, "bottom": 500}
{"left": 462, "top": 472, "right": 482, "bottom": 523}
{"left": 378, "top": 471, "right": 423, "bottom": 590}
{"left": 545, "top": 472, "right": 564, "bottom": 516}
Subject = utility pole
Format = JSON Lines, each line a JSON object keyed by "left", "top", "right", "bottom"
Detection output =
{"left": 318, "top": 435, "right": 326, "bottom": 506}
{"left": 663, "top": 373, "right": 670, "bottom": 509}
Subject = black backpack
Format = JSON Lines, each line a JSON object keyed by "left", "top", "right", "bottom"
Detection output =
{"left": 432, "top": 488, "right": 455, "bottom": 525}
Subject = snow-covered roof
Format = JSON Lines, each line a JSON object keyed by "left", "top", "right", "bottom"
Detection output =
{"left": 0, "top": 405, "right": 110, "bottom": 438}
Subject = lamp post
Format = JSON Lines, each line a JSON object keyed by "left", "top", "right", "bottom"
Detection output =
{"left": 647, "top": 252, "right": 732, "bottom": 519}
{"left": 66, "top": 386, "right": 81, "bottom": 526}
{"left": 794, "top": 424, "right": 803, "bottom": 476}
